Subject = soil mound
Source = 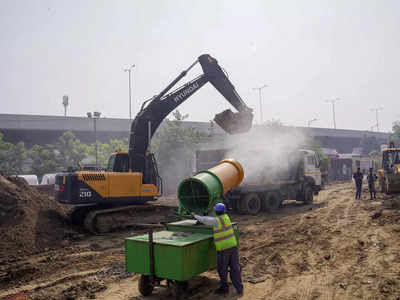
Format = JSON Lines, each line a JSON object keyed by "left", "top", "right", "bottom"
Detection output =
{"left": 0, "top": 175, "right": 68, "bottom": 260}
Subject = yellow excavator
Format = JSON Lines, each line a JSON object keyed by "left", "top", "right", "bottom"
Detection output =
{"left": 55, "top": 54, "right": 253, "bottom": 232}
{"left": 378, "top": 142, "right": 400, "bottom": 194}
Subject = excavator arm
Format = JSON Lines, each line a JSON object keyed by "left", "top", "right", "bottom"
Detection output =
{"left": 128, "top": 54, "right": 254, "bottom": 182}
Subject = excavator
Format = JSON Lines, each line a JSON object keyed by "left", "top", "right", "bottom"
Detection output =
{"left": 378, "top": 142, "right": 400, "bottom": 194}
{"left": 55, "top": 54, "right": 253, "bottom": 233}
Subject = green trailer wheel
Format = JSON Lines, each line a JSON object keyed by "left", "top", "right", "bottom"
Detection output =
{"left": 174, "top": 280, "right": 189, "bottom": 300}
{"left": 139, "top": 275, "right": 154, "bottom": 296}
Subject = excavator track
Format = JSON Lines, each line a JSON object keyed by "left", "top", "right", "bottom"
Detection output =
{"left": 70, "top": 205, "right": 179, "bottom": 234}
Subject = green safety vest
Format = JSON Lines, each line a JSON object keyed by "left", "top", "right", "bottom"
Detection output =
{"left": 213, "top": 214, "right": 237, "bottom": 251}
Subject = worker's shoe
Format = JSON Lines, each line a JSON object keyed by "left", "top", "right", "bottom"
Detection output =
{"left": 237, "top": 290, "right": 244, "bottom": 297}
{"left": 214, "top": 287, "right": 229, "bottom": 294}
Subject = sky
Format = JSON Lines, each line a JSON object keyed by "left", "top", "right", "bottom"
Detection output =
{"left": 1, "top": 0, "right": 399, "bottom": 132}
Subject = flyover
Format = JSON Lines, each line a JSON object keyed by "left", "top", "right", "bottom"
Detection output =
{"left": 0, "top": 114, "right": 391, "bottom": 153}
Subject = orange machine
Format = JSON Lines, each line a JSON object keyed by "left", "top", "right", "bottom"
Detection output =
{"left": 378, "top": 145, "right": 400, "bottom": 194}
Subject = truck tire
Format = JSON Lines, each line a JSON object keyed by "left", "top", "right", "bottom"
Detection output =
{"left": 240, "top": 193, "right": 261, "bottom": 215}
{"left": 264, "top": 192, "right": 281, "bottom": 212}
{"left": 139, "top": 275, "right": 154, "bottom": 296}
{"left": 295, "top": 190, "right": 304, "bottom": 202}
{"left": 303, "top": 185, "right": 313, "bottom": 204}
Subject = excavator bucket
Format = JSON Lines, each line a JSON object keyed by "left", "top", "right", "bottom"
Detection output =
{"left": 214, "top": 109, "right": 253, "bottom": 134}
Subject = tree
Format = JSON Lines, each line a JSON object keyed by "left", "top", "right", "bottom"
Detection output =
{"left": 55, "top": 131, "right": 87, "bottom": 170}
{"left": 0, "top": 133, "right": 27, "bottom": 175}
{"left": 28, "top": 144, "right": 58, "bottom": 177}
{"left": 9, "top": 141, "right": 27, "bottom": 174}
{"left": 391, "top": 121, "right": 400, "bottom": 146}
{"left": 85, "top": 138, "right": 129, "bottom": 168}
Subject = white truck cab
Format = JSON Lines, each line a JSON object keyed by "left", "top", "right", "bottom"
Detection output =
{"left": 301, "top": 149, "right": 322, "bottom": 191}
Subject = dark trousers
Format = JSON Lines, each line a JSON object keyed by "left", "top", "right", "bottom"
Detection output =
{"left": 369, "top": 184, "right": 376, "bottom": 199}
{"left": 217, "top": 246, "right": 243, "bottom": 293}
{"left": 355, "top": 183, "right": 362, "bottom": 199}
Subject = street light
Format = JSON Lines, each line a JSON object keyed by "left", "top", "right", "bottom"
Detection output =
{"left": 370, "top": 107, "right": 383, "bottom": 132}
{"left": 124, "top": 64, "right": 135, "bottom": 120}
{"left": 325, "top": 98, "right": 340, "bottom": 129}
{"left": 62, "top": 95, "right": 69, "bottom": 117}
{"left": 307, "top": 118, "right": 318, "bottom": 127}
{"left": 87, "top": 111, "right": 101, "bottom": 168}
{"left": 252, "top": 84, "right": 268, "bottom": 124}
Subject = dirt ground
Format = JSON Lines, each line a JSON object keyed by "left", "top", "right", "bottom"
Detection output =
{"left": 0, "top": 176, "right": 68, "bottom": 260}
{"left": 1, "top": 183, "right": 400, "bottom": 300}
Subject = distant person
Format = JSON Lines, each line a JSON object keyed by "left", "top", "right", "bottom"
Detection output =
{"left": 353, "top": 167, "right": 363, "bottom": 199}
{"left": 367, "top": 168, "right": 378, "bottom": 200}
{"left": 192, "top": 203, "right": 243, "bottom": 296}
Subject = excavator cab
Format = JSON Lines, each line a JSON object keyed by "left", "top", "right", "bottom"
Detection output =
{"left": 382, "top": 149, "right": 400, "bottom": 174}
{"left": 107, "top": 152, "right": 130, "bottom": 172}
{"left": 106, "top": 151, "right": 161, "bottom": 192}
{"left": 378, "top": 144, "right": 400, "bottom": 194}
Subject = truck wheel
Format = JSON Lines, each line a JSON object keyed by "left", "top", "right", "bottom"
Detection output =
{"left": 139, "top": 275, "right": 154, "bottom": 296}
{"left": 241, "top": 193, "right": 261, "bottom": 215}
{"left": 265, "top": 192, "right": 281, "bottom": 212}
{"left": 231, "top": 199, "right": 241, "bottom": 213}
{"left": 303, "top": 185, "right": 313, "bottom": 204}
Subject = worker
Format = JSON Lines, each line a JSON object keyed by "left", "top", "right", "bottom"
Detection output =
{"left": 191, "top": 203, "right": 243, "bottom": 296}
{"left": 353, "top": 167, "right": 363, "bottom": 199}
{"left": 367, "top": 168, "right": 378, "bottom": 200}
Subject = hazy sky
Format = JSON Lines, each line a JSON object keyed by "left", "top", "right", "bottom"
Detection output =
{"left": 1, "top": 0, "right": 399, "bottom": 132}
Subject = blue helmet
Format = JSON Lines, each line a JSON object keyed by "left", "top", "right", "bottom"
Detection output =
{"left": 214, "top": 203, "right": 226, "bottom": 213}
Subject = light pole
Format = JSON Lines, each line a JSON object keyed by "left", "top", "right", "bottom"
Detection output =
{"left": 252, "top": 84, "right": 268, "bottom": 124}
{"left": 87, "top": 111, "right": 101, "bottom": 168}
{"left": 307, "top": 118, "right": 317, "bottom": 127}
{"left": 124, "top": 64, "right": 135, "bottom": 120}
{"left": 371, "top": 107, "right": 383, "bottom": 132}
{"left": 325, "top": 98, "right": 340, "bottom": 129}
{"left": 62, "top": 95, "right": 69, "bottom": 117}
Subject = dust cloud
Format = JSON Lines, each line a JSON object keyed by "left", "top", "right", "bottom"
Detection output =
{"left": 224, "top": 126, "right": 309, "bottom": 184}
{"left": 156, "top": 145, "right": 195, "bottom": 196}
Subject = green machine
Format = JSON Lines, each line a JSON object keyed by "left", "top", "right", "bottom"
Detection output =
{"left": 125, "top": 159, "right": 244, "bottom": 298}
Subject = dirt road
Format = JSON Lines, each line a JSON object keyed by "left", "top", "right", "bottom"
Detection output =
{"left": 2, "top": 183, "right": 400, "bottom": 300}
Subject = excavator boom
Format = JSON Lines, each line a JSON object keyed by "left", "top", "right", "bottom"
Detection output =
{"left": 129, "top": 54, "right": 253, "bottom": 178}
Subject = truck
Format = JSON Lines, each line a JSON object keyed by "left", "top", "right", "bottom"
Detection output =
{"left": 195, "top": 147, "right": 322, "bottom": 214}
{"left": 55, "top": 54, "right": 254, "bottom": 233}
